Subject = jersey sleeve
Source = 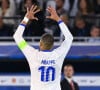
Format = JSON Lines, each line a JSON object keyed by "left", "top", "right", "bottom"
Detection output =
{"left": 13, "top": 24, "right": 37, "bottom": 62}
{"left": 53, "top": 21, "right": 73, "bottom": 57}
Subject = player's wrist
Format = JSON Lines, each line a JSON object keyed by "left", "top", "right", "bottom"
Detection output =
{"left": 23, "top": 17, "right": 29, "bottom": 23}
{"left": 55, "top": 17, "right": 61, "bottom": 22}
{"left": 21, "top": 17, "right": 29, "bottom": 25}
{"left": 58, "top": 19, "right": 63, "bottom": 24}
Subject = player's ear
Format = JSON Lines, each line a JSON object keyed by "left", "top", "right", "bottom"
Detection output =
{"left": 40, "top": 41, "right": 42, "bottom": 47}
{"left": 39, "top": 40, "right": 43, "bottom": 50}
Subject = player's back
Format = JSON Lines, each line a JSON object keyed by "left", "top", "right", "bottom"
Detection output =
{"left": 28, "top": 49, "right": 65, "bottom": 90}
{"left": 13, "top": 19, "right": 73, "bottom": 90}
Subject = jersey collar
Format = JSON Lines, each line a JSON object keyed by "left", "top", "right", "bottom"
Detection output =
{"left": 41, "top": 50, "right": 52, "bottom": 52}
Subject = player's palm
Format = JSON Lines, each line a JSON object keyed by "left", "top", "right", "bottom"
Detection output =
{"left": 25, "top": 5, "right": 40, "bottom": 20}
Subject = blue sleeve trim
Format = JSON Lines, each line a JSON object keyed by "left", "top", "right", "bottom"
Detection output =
{"left": 20, "top": 24, "right": 26, "bottom": 27}
{"left": 58, "top": 20, "right": 63, "bottom": 24}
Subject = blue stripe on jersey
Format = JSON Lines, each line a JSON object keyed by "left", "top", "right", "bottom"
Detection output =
{"left": 41, "top": 50, "right": 52, "bottom": 52}
{"left": 58, "top": 20, "right": 63, "bottom": 24}
{"left": 20, "top": 24, "right": 26, "bottom": 27}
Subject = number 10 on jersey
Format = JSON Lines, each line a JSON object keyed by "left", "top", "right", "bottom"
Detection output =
{"left": 38, "top": 66, "right": 56, "bottom": 82}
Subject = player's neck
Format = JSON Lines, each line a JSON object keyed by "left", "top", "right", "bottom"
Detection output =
{"left": 40, "top": 47, "right": 51, "bottom": 51}
{"left": 40, "top": 48, "right": 51, "bottom": 52}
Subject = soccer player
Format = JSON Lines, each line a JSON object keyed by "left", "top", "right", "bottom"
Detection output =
{"left": 13, "top": 5, "right": 73, "bottom": 90}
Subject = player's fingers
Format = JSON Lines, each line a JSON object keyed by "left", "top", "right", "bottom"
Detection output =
{"left": 51, "top": 7, "right": 55, "bottom": 10}
{"left": 30, "top": 5, "right": 35, "bottom": 11}
{"left": 46, "top": 8, "right": 51, "bottom": 13}
{"left": 33, "top": 17, "right": 38, "bottom": 20}
{"left": 46, "top": 16, "right": 51, "bottom": 19}
{"left": 49, "top": 8, "right": 56, "bottom": 15}
{"left": 32, "top": 5, "right": 37, "bottom": 12}
{"left": 34, "top": 9, "right": 40, "bottom": 14}
{"left": 48, "top": 7, "right": 55, "bottom": 14}
{"left": 50, "top": 7, "right": 56, "bottom": 13}
{"left": 47, "top": 7, "right": 54, "bottom": 14}
{"left": 47, "top": 7, "right": 52, "bottom": 12}
{"left": 27, "top": 7, "right": 29, "bottom": 12}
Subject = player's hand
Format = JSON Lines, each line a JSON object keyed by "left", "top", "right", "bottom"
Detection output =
{"left": 25, "top": 5, "right": 40, "bottom": 20}
{"left": 46, "top": 7, "right": 61, "bottom": 22}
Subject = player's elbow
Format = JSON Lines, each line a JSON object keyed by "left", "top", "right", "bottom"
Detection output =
{"left": 13, "top": 33, "right": 16, "bottom": 40}
{"left": 70, "top": 31, "right": 74, "bottom": 40}
{"left": 65, "top": 34, "right": 73, "bottom": 41}
{"left": 13, "top": 33, "right": 19, "bottom": 41}
{"left": 70, "top": 34, "right": 74, "bottom": 41}
{"left": 69, "top": 36, "right": 73, "bottom": 43}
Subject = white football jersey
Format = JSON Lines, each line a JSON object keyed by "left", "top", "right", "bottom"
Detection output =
{"left": 13, "top": 21, "right": 73, "bottom": 90}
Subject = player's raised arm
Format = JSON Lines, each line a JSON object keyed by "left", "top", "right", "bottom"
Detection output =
{"left": 46, "top": 7, "right": 73, "bottom": 55}
{"left": 46, "top": 7, "right": 73, "bottom": 40}
{"left": 13, "top": 5, "right": 40, "bottom": 50}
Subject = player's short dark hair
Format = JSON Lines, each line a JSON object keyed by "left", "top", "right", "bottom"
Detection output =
{"left": 40, "top": 33, "right": 54, "bottom": 50}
